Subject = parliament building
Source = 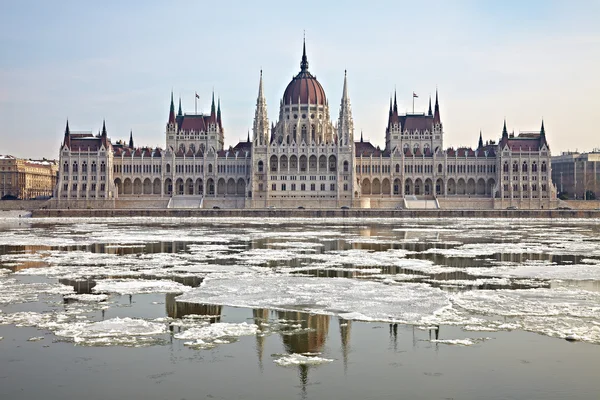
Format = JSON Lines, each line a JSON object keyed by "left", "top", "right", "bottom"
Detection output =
{"left": 54, "top": 41, "right": 557, "bottom": 209}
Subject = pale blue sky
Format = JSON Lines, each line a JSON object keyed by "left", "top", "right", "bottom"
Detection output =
{"left": 1, "top": 0, "right": 599, "bottom": 158}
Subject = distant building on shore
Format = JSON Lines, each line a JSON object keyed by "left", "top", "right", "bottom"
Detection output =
{"left": 0, "top": 155, "right": 58, "bottom": 200}
{"left": 54, "top": 40, "right": 557, "bottom": 209}
{"left": 551, "top": 151, "right": 600, "bottom": 200}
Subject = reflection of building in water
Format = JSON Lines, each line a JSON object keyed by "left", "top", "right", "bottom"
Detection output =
{"left": 253, "top": 308, "right": 270, "bottom": 371}
{"left": 339, "top": 318, "right": 351, "bottom": 373}
{"left": 59, "top": 278, "right": 97, "bottom": 294}
{"left": 166, "top": 294, "right": 221, "bottom": 322}
{"left": 277, "top": 311, "right": 331, "bottom": 396}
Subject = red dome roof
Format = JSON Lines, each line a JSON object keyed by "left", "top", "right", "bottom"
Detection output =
{"left": 282, "top": 41, "right": 326, "bottom": 106}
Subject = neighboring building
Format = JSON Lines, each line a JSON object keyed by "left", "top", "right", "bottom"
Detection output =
{"left": 551, "top": 151, "right": 600, "bottom": 199}
{"left": 54, "top": 40, "right": 557, "bottom": 209}
{"left": 0, "top": 155, "right": 58, "bottom": 199}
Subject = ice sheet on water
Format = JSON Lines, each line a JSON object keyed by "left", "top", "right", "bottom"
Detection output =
{"left": 465, "top": 264, "right": 600, "bottom": 281}
{"left": 0, "top": 278, "right": 74, "bottom": 304}
{"left": 64, "top": 294, "right": 109, "bottom": 302}
{"left": 93, "top": 279, "right": 192, "bottom": 295}
{"left": 174, "top": 322, "right": 258, "bottom": 349}
{"left": 429, "top": 338, "right": 491, "bottom": 346}
{"left": 54, "top": 317, "right": 167, "bottom": 346}
{"left": 273, "top": 353, "right": 334, "bottom": 366}
{"left": 177, "top": 274, "right": 451, "bottom": 324}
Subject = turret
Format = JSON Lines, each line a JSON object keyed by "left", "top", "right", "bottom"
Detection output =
{"left": 252, "top": 70, "right": 269, "bottom": 146}
{"left": 478, "top": 131, "right": 483, "bottom": 149}
{"left": 168, "top": 91, "right": 175, "bottom": 124}
{"left": 428, "top": 95, "right": 433, "bottom": 116}
{"left": 62, "top": 119, "right": 71, "bottom": 148}
{"left": 177, "top": 97, "right": 182, "bottom": 117}
{"left": 129, "top": 130, "right": 134, "bottom": 149}
{"left": 433, "top": 89, "right": 441, "bottom": 124}
{"left": 337, "top": 70, "right": 354, "bottom": 147}
{"left": 502, "top": 119, "right": 508, "bottom": 140}
{"left": 217, "top": 97, "right": 222, "bottom": 128}
{"left": 101, "top": 120, "right": 108, "bottom": 148}
{"left": 210, "top": 91, "right": 216, "bottom": 123}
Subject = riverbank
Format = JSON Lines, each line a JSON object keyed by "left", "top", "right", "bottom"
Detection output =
{"left": 31, "top": 208, "right": 600, "bottom": 218}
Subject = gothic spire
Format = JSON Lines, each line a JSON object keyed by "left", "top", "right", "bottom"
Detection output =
{"left": 433, "top": 89, "right": 441, "bottom": 124}
{"left": 478, "top": 130, "right": 483, "bottom": 149}
{"left": 393, "top": 89, "right": 398, "bottom": 115}
{"left": 178, "top": 97, "right": 182, "bottom": 117}
{"left": 389, "top": 95, "right": 393, "bottom": 116}
{"left": 502, "top": 119, "right": 508, "bottom": 139}
{"left": 210, "top": 90, "right": 216, "bottom": 119}
{"left": 540, "top": 119, "right": 545, "bottom": 137}
{"left": 253, "top": 70, "right": 269, "bottom": 146}
{"left": 168, "top": 91, "right": 175, "bottom": 124}
{"left": 428, "top": 95, "right": 433, "bottom": 116}
{"left": 360, "top": 130, "right": 363, "bottom": 143}
{"left": 63, "top": 119, "right": 71, "bottom": 148}
{"left": 217, "top": 97, "right": 222, "bottom": 127}
{"left": 300, "top": 35, "right": 309, "bottom": 72}
{"left": 129, "top": 130, "right": 134, "bottom": 149}
{"left": 101, "top": 119, "right": 107, "bottom": 137}
{"left": 337, "top": 70, "right": 354, "bottom": 146}
{"left": 247, "top": 129, "right": 250, "bottom": 143}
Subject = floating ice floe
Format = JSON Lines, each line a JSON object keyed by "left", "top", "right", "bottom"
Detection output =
{"left": 177, "top": 274, "right": 450, "bottom": 324}
{"left": 92, "top": 279, "right": 192, "bottom": 295}
{"left": 64, "top": 294, "right": 109, "bottom": 302}
{"left": 465, "top": 264, "right": 600, "bottom": 281}
{"left": 430, "top": 337, "right": 492, "bottom": 346}
{"left": 174, "top": 322, "right": 258, "bottom": 348}
{"left": 0, "top": 278, "right": 74, "bottom": 304}
{"left": 54, "top": 317, "right": 166, "bottom": 346}
{"left": 273, "top": 353, "right": 334, "bottom": 366}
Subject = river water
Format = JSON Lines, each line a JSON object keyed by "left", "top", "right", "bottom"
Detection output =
{"left": 0, "top": 217, "right": 599, "bottom": 399}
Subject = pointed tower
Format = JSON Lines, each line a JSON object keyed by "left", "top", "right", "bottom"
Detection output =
{"left": 217, "top": 97, "right": 222, "bottom": 128}
{"left": 428, "top": 95, "right": 433, "bottom": 116}
{"left": 253, "top": 70, "right": 269, "bottom": 146}
{"left": 337, "top": 70, "right": 354, "bottom": 147}
{"left": 177, "top": 97, "right": 183, "bottom": 117}
{"left": 101, "top": 120, "right": 108, "bottom": 148}
{"left": 168, "top": 91, "right": 175, "bottom": 124}
{"left": 210, "top": 91, "right": 216, "bottom": 122}
{"left": 393, "top": 90, "right": 398, "bottom": 115}
{"left": 540, "top": 119, "right": 548, "bottom": 148}
{"left": 478, "top": 131, "right": 483, "bottom": 149}
{"left": 129, "top": 130, "right": 134, "bottom": 149}
{"left": 502, "top": 119, "right": 508, "bottom": 140}
{"left": 433, "top": 89, "right": 441, "bottom": 124}
{"left": 61, "top": 119, "right": 71, "bottom": 149}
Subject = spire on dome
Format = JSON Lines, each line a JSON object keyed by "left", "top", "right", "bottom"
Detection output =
{"left": 433, "top": 89, "right": 441, "bottom": 124}
{"left": 300, "top": 34, "right": 309, "bottom": 72}
{"left": 428, "top": 95, "right": 432, "bottom": 116}
{"left": 129, "top": 130, "right": 134, "bottom": 149}
{"left": 178, "top": 97, "right": 182, "bottom": 117}
{"left": 478, "top": 130, "right": 483, "bottom": 149}
{"left": 168, "top": 91, "right": 175, "bottom": 124}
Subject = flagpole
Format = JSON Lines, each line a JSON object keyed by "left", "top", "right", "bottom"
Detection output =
{"left": 195, "top": 93, "right": 197, "bottom": 115}
{"left": 412, "top": 94, "right": 414, "bottom": 114}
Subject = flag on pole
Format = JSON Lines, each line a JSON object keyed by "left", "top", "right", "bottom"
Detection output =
{"left": 195, "top": 92, "right": 200, "bottom": 99}
{"left": 413, "top": 92, "right": 418, "bottom": 98}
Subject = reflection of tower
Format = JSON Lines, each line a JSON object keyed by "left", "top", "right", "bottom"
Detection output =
{"left": 339, "top": 318, "right": 351, "bottom": 374}
{"left": 165, "top": 294, "right": 222, "bottom": 323}
{"left": 278, "top": 311, "right": 330, "bottom": 397}
{"left": 253, "top": 308, "right": 270, "bottom": 372}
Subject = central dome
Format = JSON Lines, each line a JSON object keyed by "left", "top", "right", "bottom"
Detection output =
{"left": 282, "top": 41, "right": 326, "bottom": 106}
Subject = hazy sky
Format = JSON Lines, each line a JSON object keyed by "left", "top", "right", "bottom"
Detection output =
{"left": 1, "top": 0, "right": 599, "bottom": 159}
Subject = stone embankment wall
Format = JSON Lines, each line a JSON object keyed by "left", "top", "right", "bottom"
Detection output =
{"left": 32, "top": 208, "right": 600, "bottom": 218}
{"left": 0, "top": 200, "right": 50, "bottom": 210}
{"left": 562, "top": 200, "right": 600, "bottom": 210}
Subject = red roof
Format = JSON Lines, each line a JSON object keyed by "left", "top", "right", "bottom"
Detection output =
{"left": 178, "top": 114, "right": 215, "bottom": 132}
{"left": 283, "top": 71, "right": 326, "bottom": 106}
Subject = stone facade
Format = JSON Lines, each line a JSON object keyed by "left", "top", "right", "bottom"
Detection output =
{"left": 54, "top": 40, "right": 557, "bottom": 209}
{"left": 0, "top": 155, "right": 58, "bottom": 199}
{"left": 551, "top": 151, "right": 600, "bottom": 200}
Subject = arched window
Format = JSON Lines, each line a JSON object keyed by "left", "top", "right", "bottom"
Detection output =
{"left": 532, "top": 162, "right": 538, "bottom": 172}
{"left": 258, "top": 160, "right": 264, "bottom": 172}
{"left": 100, "top": 161, "right": 106, "bottom": 173}
{"left": 301, "top": 125, "right": 308, "bottom": 143}
{"left": 413, "top": 144, "right": 420, "bottom": 153}
{"left": 396, "top": 164, "right": 400, "bottom": 173}
{"left": 293, "top": 126, "right": 297, "bottom": 141}
{"left": 541, "top": 162, "right": 547, "bottom": 172}
{"left": 522, "top": 162, "right": 528, "bottom": 172}
{"left": 72, "top": 162, "right": 78, "bottom": 173}
{"left": 208, "top": 164, "right": 213, "bottom": 173}
{"left": 438, "top": 164, "right": 443, "bottom": 173}
{"left": 166, "top": 164, "right": 171, "bottom": 173}
{"left": 343, "top": 160, "right": 349, "bottom": 172}
{"left": 513, "top": 162, "right": 518, "bottom": 173}
{"left": 179, "top": 143, "right": 185, "bottom": 153}
{"left": 403, "top": 143, "right": 409, "bottom": 154}
{"left": 503, "top": 162, "right": 509, "bottom": 173}
{"left": 82, "top": 162, "right": 87, "bottom": 173}
{"left": 63, "top": 162, "right": 69, "bottom": 173}
{"left": 311, "top": 124, "right": 316, "bottom": 140}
